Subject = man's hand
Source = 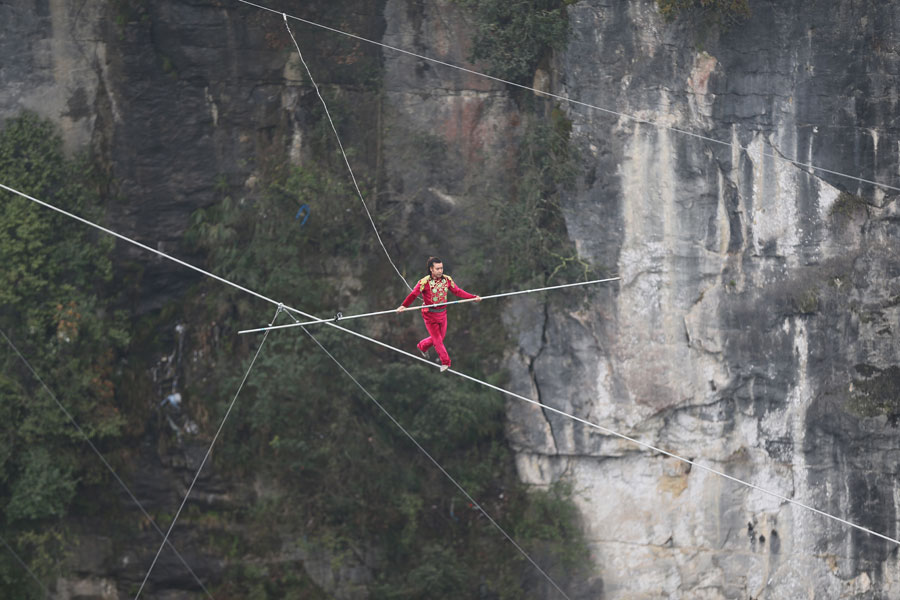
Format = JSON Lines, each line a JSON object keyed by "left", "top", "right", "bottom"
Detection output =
{"left": 474, "top": 296, "right": 482, "bottom": 303}
{"left": 396, "top": 305, "right": 406, "bottom": 312}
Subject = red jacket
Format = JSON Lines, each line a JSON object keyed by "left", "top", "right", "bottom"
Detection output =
{"left": 401, "top": 275, "right": 476, "bottom": 312}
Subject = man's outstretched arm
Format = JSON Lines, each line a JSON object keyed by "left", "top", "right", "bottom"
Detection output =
{"left": 397, "top": 281, "right": 423, "bottom": 312}
{"left": 447, "top": 277, "right": 481, "bottom": 302}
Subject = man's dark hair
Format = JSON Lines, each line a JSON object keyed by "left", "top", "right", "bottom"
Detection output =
{"left": 427, "top": 256, "right": 443, "bottom": 275}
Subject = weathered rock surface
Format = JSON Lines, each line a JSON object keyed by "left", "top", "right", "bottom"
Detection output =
{"left": 3, "top": 0, "right": 900, "bottom": 597}
{"left": 499, "top": 0, "right": 900, "bottom": 597}
{"left": 380, "top": 0, "right": 522, "bottom": 279}
{"left": 0, "top": 0, "right": 108, "bottom": 153}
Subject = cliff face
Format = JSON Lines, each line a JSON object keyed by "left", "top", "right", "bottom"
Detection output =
{"left": 0, "top": 0, "right": 107, "bottom": 153}
{"left": 3, "top": 0, "right": 900, "bottom": 598}
{"left": 504, "top": 0, "right": 900, "bottom": 597}
{"left": 2, "top": 2, "right": 390, "bottom": 597}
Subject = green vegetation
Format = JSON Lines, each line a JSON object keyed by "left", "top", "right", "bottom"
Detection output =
{"left": 791, "top": 288, "right": 819, "bottom": 315}
{"left": 189, "top": 150, "right": 588, "bottom": 596}
{"left": 828, "top": 191, "right": 868, "bottom": 220}
{"left": 657, "top": 0, "right": 751, "bottom": 29}
{"left": 0, "top": 15, "right": 593, "bottom": 592}
{"left": 847, "top": 365, "right": 900, "bottom": 421}
{"left": 181, "top": 28, "right": 592, "bottom": 592}
{"left": 212, "top": 562, "right": 331, "bottom": 600}
{"left": 160, "top": 54, "right": 178, "bottom": 78}
{"left": 456, "top": 0, "right": 575, "bottom": 85}
{"left": 111, "top": 0, "right": 151, "bottom": 36}
{"left": 0, "top": 113, "right": 130, "bottom": 597}
{"left": 474, "top": 105, "right": 590, "bottom": 285}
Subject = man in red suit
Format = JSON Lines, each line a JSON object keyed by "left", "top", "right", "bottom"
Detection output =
{"left": 397, "top": 257, "right": 481, "bottom": 372}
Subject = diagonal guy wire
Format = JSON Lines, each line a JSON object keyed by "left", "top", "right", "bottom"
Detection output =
{"left": 5, "top": 182, "right": 899, "bottom": 551}
{"left": 0, "top": 328, "right": 214, "bottom": 599}
{"left": 235, "top": 0, "right": 900, "bottom": 193}
{"left": 0, "top": 531, "right": 54, "bottom": 599}
{"left": 278, "top": 17, "right": 571, "bottom": 596}
{"left": 281, "top": 311, "right": 573, "bottom": 600}
{"left": 133, "top": 305, "right": 281, "bottom": 599}
{"left": 282, "top": 13, "right": 412, "bottom": 292}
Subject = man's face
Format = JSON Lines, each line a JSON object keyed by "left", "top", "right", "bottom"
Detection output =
{"left": 430, "top": 262, "right": 444, "bottom": 279}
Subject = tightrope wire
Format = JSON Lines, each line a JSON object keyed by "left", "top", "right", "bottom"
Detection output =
{"left": 242, "top": 4, "right": 900, "bottom": 555}
{"left": 275, "top": 312, "right": 900, "bottom": 548}
{"left": 0, "top": 328, "right": 214, "bottom": 599}
{"left": 234, "top": 0, "right": 900, "bottom": 193}
{"left": 4, "top": 183, "right": 898, "bottom": 558}
{"left": 280, "top": 13, "right": 575, "bottom": 594}
{"left": 282, "top": 311, "right": 573, "bottom": 599}
{"left": 238, "top": 276, "right": 620, "bottom": 334}
{"left": 278, "top": 16, "right": 572, "bottom": 594}
{"left": 2, "top": 3, "right": 894, "bottom": 593}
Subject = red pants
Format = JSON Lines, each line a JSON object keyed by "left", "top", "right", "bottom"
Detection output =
{"left": 417, "top": 310, "right": 450, "bottom": 366}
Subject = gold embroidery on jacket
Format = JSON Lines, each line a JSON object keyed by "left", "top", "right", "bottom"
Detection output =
{"left": 428, "top": 277, "right": 449, "bottom": 305}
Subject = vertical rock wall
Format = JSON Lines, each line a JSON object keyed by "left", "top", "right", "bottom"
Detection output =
{"left": 501, "top": 0, "right": 900, "bottom": 597}
{"left": 0, "top": 0, "right": 109, "bottom": 152}
{"left": 4, "top": 0, "right": 900, "bottom": 597}
{"left": 380, "top": 0, "right": 521, "bottom": 272}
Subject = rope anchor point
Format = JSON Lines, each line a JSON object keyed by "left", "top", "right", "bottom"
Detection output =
{"left": 269, "top": 303, "right": 285, "bottom": 326}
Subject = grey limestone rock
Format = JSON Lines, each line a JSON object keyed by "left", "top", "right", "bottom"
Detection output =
{"left": 501, "top": 0, "right": 900, "bottom": 597}
{"left": 4, "top": 0, "right": 900, "bottom": 597}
